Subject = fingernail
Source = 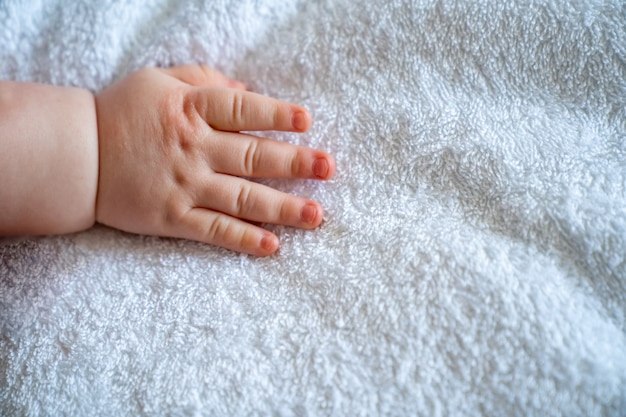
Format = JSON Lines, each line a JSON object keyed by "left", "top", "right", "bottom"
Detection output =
{"left": 301, "top": 204, "right": 318, "bottom": 224}
{"left": 260, "top": 235, "right": 278, "bottom": 252}
{"left": 292, "top": 110, "right": 308, "bottom": 131}
{"left": 313, "top": 158, "right": 329, "bottom": 179}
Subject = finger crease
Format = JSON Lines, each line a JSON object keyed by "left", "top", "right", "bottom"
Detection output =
{"left": 232, "top": 92, "right": 243, "bottom": 127}
{"left": 206, "top": 216, "right": 229, "bottom": 241}
{"left": 235, "top": 184, "right": 252, "bottom": 216}
{"left": 290, "top": 151, "right": 301, "bottom": 177}
{"left": 244, "top": 141, "right": 258, "bottom": 176}
{"left": 279, "top": 199, "right": 291, "bottom": 223}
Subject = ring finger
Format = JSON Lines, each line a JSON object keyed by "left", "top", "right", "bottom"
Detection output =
{"left": 205, "top": 131, "right": 335, "bottom": 180}
{"left": 195, "top": 174, "right": 324, "bottom": 229}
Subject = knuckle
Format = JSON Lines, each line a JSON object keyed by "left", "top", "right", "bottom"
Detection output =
{"left": 235, "top": 183, "right": 253, "bottom": 215}
{"left": 236, "top": 229, "right": 251, "bottom": 250}
{"left": 204, "top": 216, "right": 247, "bottom": 250}
{"left": 172, "top": 167, "right": 189, "bottom": 187}
{"left": 157, "top": 88, "right": 184, "bottom": 128}
{"left": 205, "top": 216, "right": 231, "bottom": 241}
{"left": 158, "top": 85, "right": 185, "bottom": 115}
{"left": 243, "top": 141, "right": 260, "bottom": 176}
{"left": 181, "top": 92, "right": 198, "bottom": 124}
{"left": 272, "top": 104, "right": 282, "bottom": 127}
{"left": 230, "top": 91, "right": 245, "bottom": 126}
{"left": 163, "top": 200, "right": 188, "bottom": 226}
{"left": 278, "top": 198, "right": 292, "bottom": 223}
{"left": 288, "top": 149, "right": 304, "bottom": 177}
{"left": 158, "top": 88, "right": 201, "bottom": 152}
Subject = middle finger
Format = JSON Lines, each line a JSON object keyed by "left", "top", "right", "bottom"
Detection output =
{"left": 193, "top": 88, "right": 311, "bottom": 132}
{"left": 205, "top": 131, "right": 335, "bottom": 180}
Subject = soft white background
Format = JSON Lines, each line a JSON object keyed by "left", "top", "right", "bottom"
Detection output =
{"left": 1, "top": 0, "right": 625, "bottom": 415}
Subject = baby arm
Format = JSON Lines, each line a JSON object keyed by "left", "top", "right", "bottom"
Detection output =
{"left": 0, "top": 65, "right": 335, "bottom": 256}
{"left": 0, "top": 81, "right": 98, "bottom": 235}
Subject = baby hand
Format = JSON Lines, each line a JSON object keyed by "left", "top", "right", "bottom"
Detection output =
{"left": 95, "top": 65, "right": 335, "bottom": 256}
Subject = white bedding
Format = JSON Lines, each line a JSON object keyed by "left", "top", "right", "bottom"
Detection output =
{"left": 1, "top": 0, "right": 625, "bottom": 415}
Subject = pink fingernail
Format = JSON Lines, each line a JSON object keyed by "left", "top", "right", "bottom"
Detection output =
{"left": 292, "top": 111, "right": 308, "bottom": 131}
{"left": 313, "top": 158, "right": 329, "bottom": 179}
{"left": 261, "top": 235, "right": 278, "bottom": 252}
{"left": 301, "top": 204, "right": 318, "bottom": 224}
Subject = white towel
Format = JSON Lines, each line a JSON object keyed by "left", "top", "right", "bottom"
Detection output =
{"left": 1, "top": 0, "right": 625, "bottom": 415}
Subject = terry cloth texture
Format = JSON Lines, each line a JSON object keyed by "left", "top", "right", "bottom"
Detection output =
{"left": 1, "top": 0, "right": 625, "bottom": 415}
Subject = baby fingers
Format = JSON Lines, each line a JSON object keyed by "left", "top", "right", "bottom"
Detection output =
{"left": 206, "top": 132, "right": 335, "bottom": 180}
{"left": 192, "top": 88, "right": 311, "bottom": 132}
{"left": 194, "top": 174, "right": 324, "bottom": 229}
{"left": 170, "top": 175, "right": 324, "bottom": 256}
{"left": 175, "top": 208, "right": 280, "bottom": 256}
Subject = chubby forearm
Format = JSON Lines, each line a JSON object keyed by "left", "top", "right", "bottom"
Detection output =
{"left": 0, "top": 66, "right": 334, "bottom": 256}
{"left": 0, "top": 81, "right": 98, "bottom": 235}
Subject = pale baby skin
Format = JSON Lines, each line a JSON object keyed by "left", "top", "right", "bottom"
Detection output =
{"left": 0, "top": 65, "right": 336, "bottom": 256}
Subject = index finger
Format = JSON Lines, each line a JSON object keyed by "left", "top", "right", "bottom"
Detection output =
{"left": 191, "top": 88, "right": 311, "bottom": 132}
